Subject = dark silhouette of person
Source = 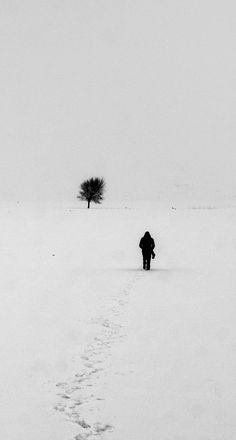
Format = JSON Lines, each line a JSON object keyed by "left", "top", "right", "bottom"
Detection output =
{"left": 139, "top": 231, "right": 155, "bottom": 270}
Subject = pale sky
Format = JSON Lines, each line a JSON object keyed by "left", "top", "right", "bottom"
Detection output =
{"left": 0, "top": 0, "right": 235, "bottom": 201}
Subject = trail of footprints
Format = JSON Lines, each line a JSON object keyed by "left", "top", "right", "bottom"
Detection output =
{"left": 54, "top": 274, "right": 140, "bottom": 439}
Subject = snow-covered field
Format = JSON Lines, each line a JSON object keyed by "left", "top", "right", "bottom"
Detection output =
{"left": 1, "top": 201, "right": 236, "bottom": 440}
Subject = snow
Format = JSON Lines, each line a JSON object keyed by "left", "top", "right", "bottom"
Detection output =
{"left": 1, "top": 201, "right": 236, "bottom": 439}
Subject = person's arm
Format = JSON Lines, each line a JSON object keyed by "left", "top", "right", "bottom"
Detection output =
{"left": 139, "top": 238, "right": 143, "bottom": 248}
{"left": 152, "top": 239, "right": 155, "bottom": 250}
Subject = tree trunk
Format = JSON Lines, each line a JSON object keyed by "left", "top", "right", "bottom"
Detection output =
{"left": 87, "top": 199, "right": 90, "bottom": 209}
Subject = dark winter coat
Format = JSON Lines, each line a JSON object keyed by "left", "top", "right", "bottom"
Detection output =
{"left": 139, "top": 232, "right": 155, "bottom": 255}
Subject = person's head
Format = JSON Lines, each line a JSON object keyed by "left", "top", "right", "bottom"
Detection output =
{"left": 144, "top": 231, "right": 151, "bottom": 238}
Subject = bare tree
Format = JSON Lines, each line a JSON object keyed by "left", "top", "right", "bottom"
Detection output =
{"left": 77, "top": 177, "right": 105, "bottom": 209}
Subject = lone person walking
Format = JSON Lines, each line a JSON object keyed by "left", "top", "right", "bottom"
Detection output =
{"left": 139, "top": 231, "right": 155, "bottom": 270}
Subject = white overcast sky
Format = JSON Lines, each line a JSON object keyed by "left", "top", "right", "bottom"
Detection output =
{"left": 0, "top": 0, "right": 235, "bottom": 201}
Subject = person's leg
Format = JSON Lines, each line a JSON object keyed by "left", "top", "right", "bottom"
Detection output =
{"left": 146, "top": 253, "right": 151, "bottom": 270}
{"left": 142, "top": 252, "right": 146, "bottom": 269}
